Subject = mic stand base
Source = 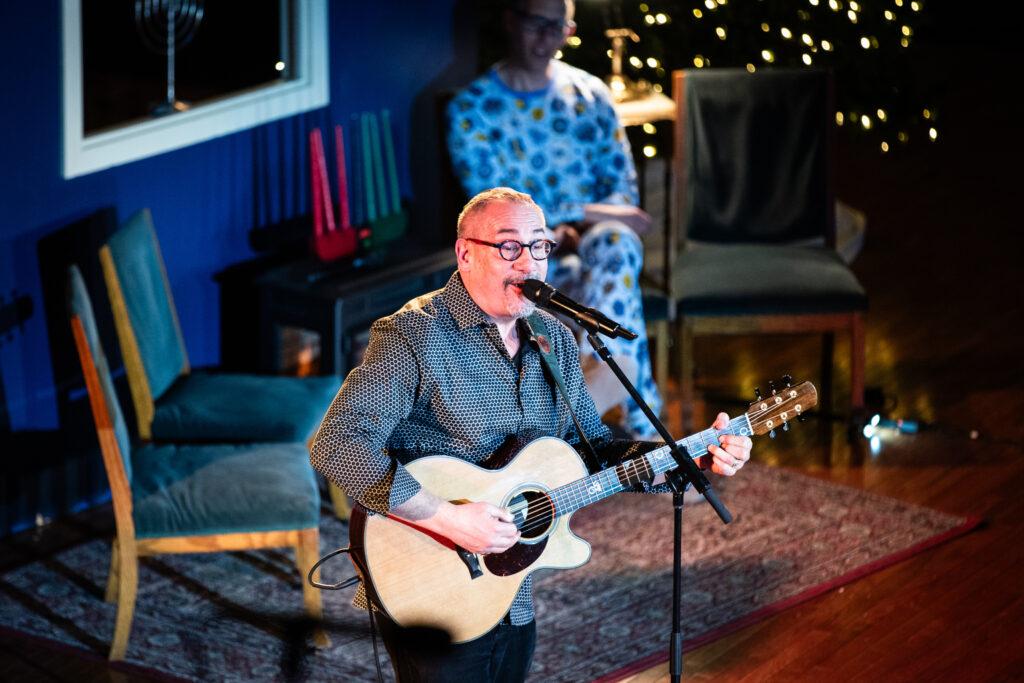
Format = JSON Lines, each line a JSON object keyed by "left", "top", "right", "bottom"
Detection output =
{"left": 584, "top": 331, "right": 735, "bottom": 683}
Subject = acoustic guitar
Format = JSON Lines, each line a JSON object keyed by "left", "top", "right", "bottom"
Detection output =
{"left": 349, "top": 380, "right": 817, "bottom": 643}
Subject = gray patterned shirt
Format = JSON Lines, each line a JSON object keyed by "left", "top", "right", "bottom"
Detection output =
{"left": 311, "top": 272, "right": 611, "bottom": 625}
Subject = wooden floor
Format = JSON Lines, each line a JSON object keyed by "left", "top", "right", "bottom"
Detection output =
{"left": 3, "top": 34, "right": 1023, "bottom": 683}
{"left": 622, "top": 44, "right": 1024, "bottom": 683}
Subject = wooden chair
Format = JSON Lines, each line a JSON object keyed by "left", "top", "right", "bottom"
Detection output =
{"left": 98, "top": 209, "right": 349, "bottom": 518}
{"left": 67, "top": 265, "right": 328, "bottom": 660}
{"left": 669, "top": 68, "right": 867, "bottom": 430}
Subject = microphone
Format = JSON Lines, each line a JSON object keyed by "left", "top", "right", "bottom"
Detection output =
{"left": 519, "top": 279, "right": 637, "bottom": 340}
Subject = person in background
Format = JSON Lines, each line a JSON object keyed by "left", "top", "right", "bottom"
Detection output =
{"left": 446, "top": 0, "right": 663, "bottom": 438}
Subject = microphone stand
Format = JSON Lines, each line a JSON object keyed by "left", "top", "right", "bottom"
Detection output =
{"left": 582, "top": 329, "right": 732, "bottom": 683}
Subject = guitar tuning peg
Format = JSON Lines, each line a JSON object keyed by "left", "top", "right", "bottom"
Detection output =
{"left": 783, "top": 374, "right": 793, "bottom": 387}
{"left": 768, "top": 380, "right": 776, "bottom": 395}
{"left": 754, "top": 387, "right": 762, "bottom": 400}
{"left": 769, "top": 429, "right": 776, "bottom": 439}
{"left": 783, "top": 421, "right": 790, "bottom": 432}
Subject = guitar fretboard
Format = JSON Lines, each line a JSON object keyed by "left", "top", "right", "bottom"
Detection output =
{"left": 549, "top": 415, "right": 753, "bottom": 517}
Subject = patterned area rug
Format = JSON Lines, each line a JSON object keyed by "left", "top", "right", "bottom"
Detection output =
{"left": 0, "top": 464, "right": 978, "bottom": 682}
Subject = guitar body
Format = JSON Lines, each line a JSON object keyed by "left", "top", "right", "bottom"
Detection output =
{"left": 350, "top": 435, "right": 592, "bottom": 643}
{"left": 345, "top": 379, "right": 817, "bottom": 644}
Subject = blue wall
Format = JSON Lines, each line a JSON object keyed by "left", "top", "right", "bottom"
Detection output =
{"left": 0, "top": 1, "right": 475, "bottom": 431}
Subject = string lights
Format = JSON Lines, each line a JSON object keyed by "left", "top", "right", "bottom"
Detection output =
{"left": 559, "top": 0, "right": 938, "bottom": 156}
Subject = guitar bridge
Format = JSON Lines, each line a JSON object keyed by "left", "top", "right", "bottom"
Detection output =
{"left": 455, "top": 546, "right": 483, "bottom": 579}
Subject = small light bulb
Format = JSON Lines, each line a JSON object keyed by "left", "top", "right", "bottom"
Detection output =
{"left": 746, "top": 63, "right": 756, "bottom": 73}
{"left": 645, "top": 14, "right": 656, "bottom": 25}
{"left": 781, "top": 27, "right": 793, "bottom": 39}
{"left": 275, "top": 61, "right": 286, "bottom": 71}
{"left": 860, "top": 36, "right": 871, "bottom": 48}
{"left": 836, "top": 111, "right": 845, "bottom": 125}
{"left": 877, "top": 108, "right": 887, "bottom": 121}
{"left": 643, "top": 123, "right": 656, "bottom": 134}
{"left": 693, "top": 8, "right": 703, "bottom": 18}
{"left": 821, "top": 39, "right": 833, "bottom": 51}
{"left": 802, "top": 33, "right": 814, "bottom": 46}
{"left": 643, "top": 145, "right": 657, "bottom": 157}
{"left": 881, "top": 141, "right": 889, "bottom": 152}
{"left": 693, "top": 55, "right": 706, "bottom": 68}
{"left": 646, "top": 57, "right": 659, "bottom": 68}
{"left": 656, "top": 12, "right": 669, "bottom": 23}
{"left": 761, "top": 49, "right": 775, "bottom": 63}
{"left": 929, "top": 127, "right": 938, "bottom": 141}
{"left": 802, "top": 53, "right": 813, "bottom": 65}
{"left": 716, "top": 27, "right": 727, "bottom": 39}
{"left": 861, "top": 114, "right": 872, "bottom": 129}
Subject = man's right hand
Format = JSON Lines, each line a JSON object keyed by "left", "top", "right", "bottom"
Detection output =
{"left": 583, "top": 203, "right": 653, "bottom": 236}
{"left": 435, "top": 501, "right": 521, "bottom": 555}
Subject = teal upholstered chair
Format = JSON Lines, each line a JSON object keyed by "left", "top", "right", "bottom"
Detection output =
{"left": 669, "top": 68, "right": 867, "bottom": 430}
{"left": 98, "top": 208, "right": 339, "bottom": 443}
{"left": 68, "top": 265, "right": 327, "bottom": 660}
{"left": 99, "top": 209, "right": 349, "bottom": 516}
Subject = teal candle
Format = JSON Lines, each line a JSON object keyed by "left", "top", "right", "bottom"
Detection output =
{"left": 361, "top": 113, "right": 376, "bottom": 222}
{"left": 368, "top": 113, "right": 388, "bottom": 218}
{"left": 381, "top": 109, "right": 401, "bottom": 215}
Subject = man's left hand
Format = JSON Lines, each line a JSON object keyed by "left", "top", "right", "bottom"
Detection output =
{"left": 707, "top": 411, "right": 752, "bottom": 476}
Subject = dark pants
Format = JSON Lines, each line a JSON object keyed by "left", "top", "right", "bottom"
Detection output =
{"left": 375, "top": 611, "right": 537, "bottom": 683}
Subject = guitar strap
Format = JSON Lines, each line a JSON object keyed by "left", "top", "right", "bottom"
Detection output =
{"left": 522, "top": 313, "right": 602, "bottom": 473}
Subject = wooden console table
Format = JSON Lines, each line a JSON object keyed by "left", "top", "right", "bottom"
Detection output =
{"left": 256, "top": 247, "right": 457, "bottom": 376}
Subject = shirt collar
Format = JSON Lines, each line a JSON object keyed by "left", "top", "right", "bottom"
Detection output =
{"left": 442, "top": 272, "right": 492, "bottom": 331}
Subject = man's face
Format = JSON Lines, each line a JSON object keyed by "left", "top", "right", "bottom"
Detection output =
{"left": 505, "top": 0, "right": 574, "bottom": 73}
{"left": 456, "top": 201, "right": 549, "bottom": 321}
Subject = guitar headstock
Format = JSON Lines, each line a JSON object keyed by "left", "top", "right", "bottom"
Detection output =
{"left": 745, "top": 377, "right": 818, "bottom": 437}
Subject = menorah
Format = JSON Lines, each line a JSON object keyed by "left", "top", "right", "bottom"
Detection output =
{"left": 133, "top": 0, "right": 205, "bottom": 116}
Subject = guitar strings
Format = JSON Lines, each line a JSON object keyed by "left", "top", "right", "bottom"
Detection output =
{"left": 509, "top": 404, "right": 807, "bottom": 535}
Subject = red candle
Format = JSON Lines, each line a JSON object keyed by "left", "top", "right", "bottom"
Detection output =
{"left": 334, "top": 124, "right": 351, "bottom": 230}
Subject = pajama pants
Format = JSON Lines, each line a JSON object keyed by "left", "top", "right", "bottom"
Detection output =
{"left": 548, "top": 221, "right": 663, "bottom": 439}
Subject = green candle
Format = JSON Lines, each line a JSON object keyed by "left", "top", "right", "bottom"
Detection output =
{"left": 381, "top": 109, "right": 401, "bottom": 215}
{"left": 368, "top": 113, "right": 388, "bottom": 218}
{"left": 361, "top": 113, "right": 376, "bottom": 222}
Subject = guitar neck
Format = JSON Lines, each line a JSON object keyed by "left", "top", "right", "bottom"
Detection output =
{"left": 550, "top": 415, "right": 754, "bottom": 517}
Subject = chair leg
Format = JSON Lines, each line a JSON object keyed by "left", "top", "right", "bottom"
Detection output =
{"left": 297, "top": 528, "right": 330, "bottom": 648}
{"left": 105, "top": 540, "right": 120, "bottom": 603}
{"left": 677, "top": 318, "right": 697, "bottom": 432}
{"left": 328, "top": 483, "right": 351, "bottom": 521}
{"left": 820, "top": 332, "right": 835, "bottom": 419}
{"left": 850, "top": 313, "right": 866, "bottom": 420}
{"left": 109, "top": 541, "right": 138, "bottom": 661}
{"left": 652, "top": 319, "right": 669, "bottom": 394}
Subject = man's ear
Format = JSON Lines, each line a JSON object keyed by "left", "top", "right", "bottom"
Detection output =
{"left": 455, "top": 238, "right": 472, "bottom": 269}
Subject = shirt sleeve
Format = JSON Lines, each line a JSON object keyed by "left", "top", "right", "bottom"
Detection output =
{"left": 446, "top": 94, "right": 520, "bottom": 204}
{"left": 589, "top": 81, "right": 640, "bottom": 207}
{"left": 309, "top": 318, "right": 424, "bottom": 514}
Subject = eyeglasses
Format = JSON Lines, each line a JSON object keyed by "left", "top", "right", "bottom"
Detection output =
{"left": 463, "top": 237, "right": 558, "bottom": 261}
{"left": 514, "top": 9, "right": 575, "bottom": 37}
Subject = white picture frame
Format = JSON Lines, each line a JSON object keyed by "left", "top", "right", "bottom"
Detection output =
{"left": 61, "top": 0, "right": 330, "bottom": 178}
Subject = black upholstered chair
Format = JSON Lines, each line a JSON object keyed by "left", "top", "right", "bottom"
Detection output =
{"left": 668, "top": 68, "right": 867, "bottom": 430}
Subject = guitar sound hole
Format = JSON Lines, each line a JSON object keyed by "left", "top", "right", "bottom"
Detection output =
{"left": 509, "top": 489, "right": 554, "bottom": 542}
